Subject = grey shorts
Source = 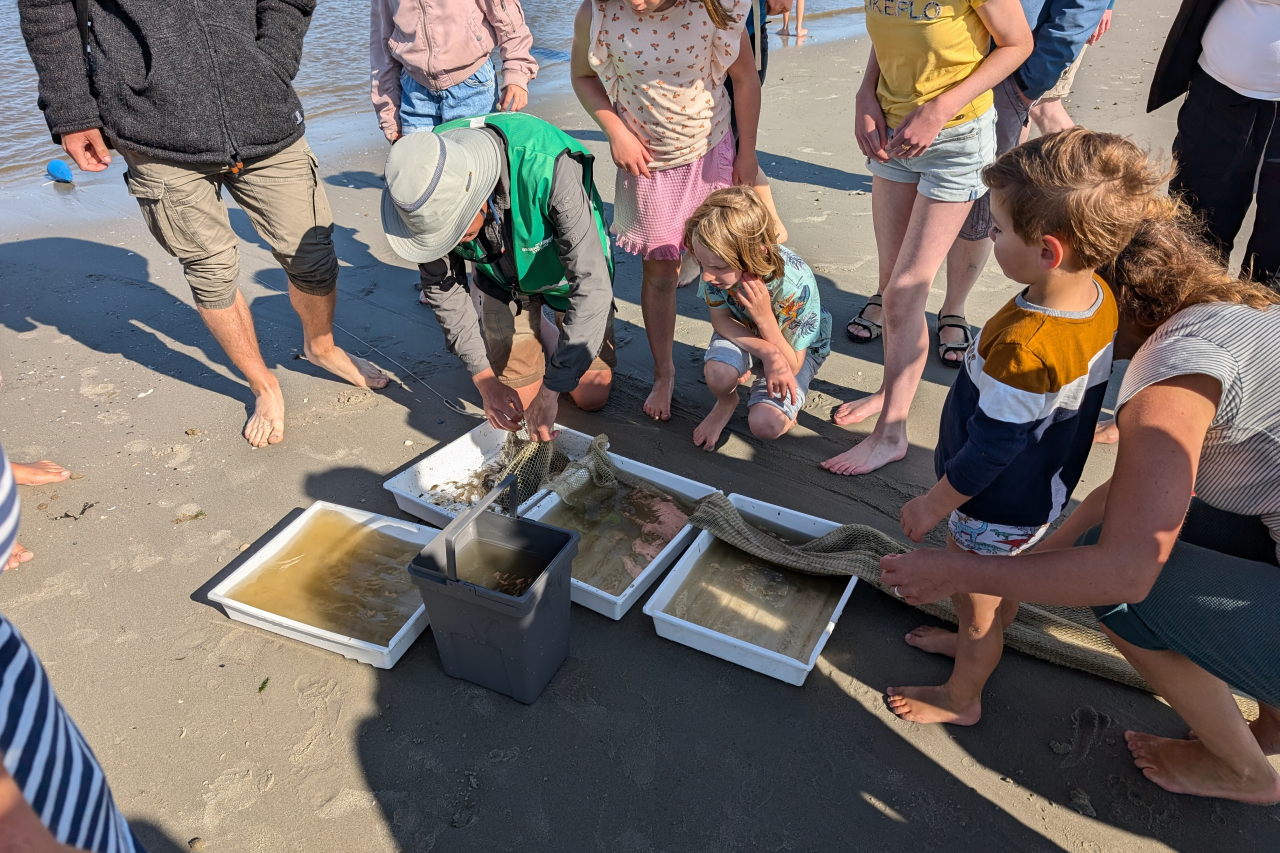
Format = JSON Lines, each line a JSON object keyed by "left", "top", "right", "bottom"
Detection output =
{"left": 704, "top": 334, "right": 825, "bottom": 420}
{"left": 121, "top": 137, "right": 337, "bottom": 309}
{"left": 959, "top": 78, "right": 1033, "bottom": 241}
{"left": 866, "top": 108, "right": 997, "bottom": 203}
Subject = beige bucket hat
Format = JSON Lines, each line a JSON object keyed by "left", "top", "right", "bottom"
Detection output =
{"left": 381, "top": 127, "right": 502, "bottom": 263}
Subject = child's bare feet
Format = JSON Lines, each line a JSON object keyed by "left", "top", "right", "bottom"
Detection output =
{"left": 832, "top": 392, "right": 883, "bottom": 426}
{"left": 693, "top": 397, "right": 737, "bottom": 450}
{"left": 1125, "top": 731, "right": 1280, "bottom": 804}
{"left": 644, "top": 375, "right": 675, "bottom": 421}
{"left": 904, "top": 626, "right": 959, "bottom": 657}
{"left": 821, "top": 432, "right": 907, "bottom": 476}
{"left": 6, "top": 542, "right": 34, "bottom": 571}
{"left": 11, "top": 460, "right": 71, "bottom": 486}
{"left": 244, "top": 385, "right": 287, "bottom": 448}
{"left": 1094, "top": 419, "right": 1119, "bottom": 444}
{"left": 886, "top": 685, "right": 981, "bottom": 726}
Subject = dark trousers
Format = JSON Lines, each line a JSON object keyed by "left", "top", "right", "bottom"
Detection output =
{"left": 1171, "top": 67, "right": 1280, "bottom": 289}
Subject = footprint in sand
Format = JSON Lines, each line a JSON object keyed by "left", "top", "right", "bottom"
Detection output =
{"left": 1058, "top": 705, "right": 1113, "bottom": 769}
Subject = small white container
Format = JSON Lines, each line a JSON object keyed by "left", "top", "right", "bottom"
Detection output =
{"left": 209, "top": 502, "right": 436, "bottom": 669}
{"left": 524, "top": 456, "right": 720, "bottom": 620}
{"left": 382, "top": 422, "right": 571, "bottom": 527}
{"left": 642, "top": 494, "right": 857, "bottom": 686}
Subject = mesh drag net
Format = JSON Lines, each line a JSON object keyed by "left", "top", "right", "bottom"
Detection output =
{"left": 488, "top": 433, "right": 1256, "bottom": 714}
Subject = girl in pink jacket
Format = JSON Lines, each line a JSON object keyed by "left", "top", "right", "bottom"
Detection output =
{"left": 370, "top": 0, "right": 539, "bottom": 142}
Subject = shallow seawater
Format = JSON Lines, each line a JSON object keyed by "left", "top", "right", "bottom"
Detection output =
{"left": 541, "top": 482, "right": 691, "bottom": 596}
{"left": 663, "top": 539, "right": 847, "bottom": 662}
{"left": 453, "top": 539, "right": 546, "bottom": 597}
{"left": 227, "top": 509, "right": 423, "bottom": 646}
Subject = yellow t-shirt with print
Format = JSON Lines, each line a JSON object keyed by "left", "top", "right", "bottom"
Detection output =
{"left": 865, "top": 0, "right": 993, "bottom": 129}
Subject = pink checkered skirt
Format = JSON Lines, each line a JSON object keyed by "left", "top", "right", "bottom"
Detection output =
{"left": 611, "top": 132, "right": 735, "bottom": 261}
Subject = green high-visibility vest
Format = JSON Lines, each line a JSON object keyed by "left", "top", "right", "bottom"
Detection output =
{"left": 434, "top": 113, "right": 613, "bottom": 311}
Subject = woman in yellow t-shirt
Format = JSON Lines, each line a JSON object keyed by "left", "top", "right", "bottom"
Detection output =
{"left": 822, "top": 0, "right": 1031, "bottom": 477}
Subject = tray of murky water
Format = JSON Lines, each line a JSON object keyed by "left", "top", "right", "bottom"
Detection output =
{"left": 642, "top": 494, "right": 857, "bottom": 685}
{"left": 382, "top": 422, "right": 583, "bottom": 527}
{"left": 209, "top": 502, "right": 437, "bottom": 668}
{"left": 523, "top": 457, "right": 719, "bottom": 620}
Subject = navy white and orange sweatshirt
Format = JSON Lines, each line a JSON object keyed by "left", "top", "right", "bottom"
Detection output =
{"left": 935, "top": 276, "right": 1117, "bottom": 528}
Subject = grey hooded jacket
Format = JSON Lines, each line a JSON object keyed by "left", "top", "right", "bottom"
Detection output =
{"left": 19, "top": 0, "right": 315, "bottom": 166}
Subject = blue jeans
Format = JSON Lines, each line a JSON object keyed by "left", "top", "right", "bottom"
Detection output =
{"left": 399, "top": 58, "right": 499, "bottom": 133}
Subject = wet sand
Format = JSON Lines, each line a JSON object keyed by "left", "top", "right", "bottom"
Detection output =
{"left": 2, "top": 2, "right": 1275, "bottom": 850}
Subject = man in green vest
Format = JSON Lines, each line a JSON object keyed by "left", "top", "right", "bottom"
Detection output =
{"left": 382, "top": 113, "right": 616, "bottom": 441}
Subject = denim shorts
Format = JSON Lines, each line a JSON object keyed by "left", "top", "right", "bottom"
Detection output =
{"left": 704, "top": 334, "right": 825, "bottom": 420}
{"left": 866, "top": 108, "right": 997, "bottom": 203}
{"left": 399, "top": 58, "right": 499, "bottom": 133}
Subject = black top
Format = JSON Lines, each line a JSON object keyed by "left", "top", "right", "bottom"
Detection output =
{"left": 1147, "top": 0, "right": 1225, "bottom": 113}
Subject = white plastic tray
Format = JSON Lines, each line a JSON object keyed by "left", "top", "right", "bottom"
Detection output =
{"left": 642, "top": 494, "right": 857, "bottom": 686}
{"left": 209, "top": 501, "right": 436, "bottom": 669}
{"left": 382, "top": 422, "right": 583, "bottom": 528}
{"left": 523, "top": 456, "right": 719, "bottom": 620}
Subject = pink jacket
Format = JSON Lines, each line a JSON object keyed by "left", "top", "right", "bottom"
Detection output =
{"left": 370, "top": 0, "right": 539, "bottom": 133}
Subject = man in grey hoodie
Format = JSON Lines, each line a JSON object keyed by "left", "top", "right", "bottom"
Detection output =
{"left": 18, "top": 0, "right": 388, "bottom": 447}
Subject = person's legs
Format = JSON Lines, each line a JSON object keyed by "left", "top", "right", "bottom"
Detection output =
{"left": 1104, "top": 627, "right": 1280, "bottom": 804}
{"left": 640, "top": 257, "right": 681, "bottom": 421}
{"left": 888, "top": 539, "right": 1004, "bottom": 725}
{"left": 694, "top": 358, "right": 743, "bottom": 450}
{"left": 227, "top": 140, "right": 388, "bottom": 398}
{"left": 1029, "top": 97, "right": 1075, "bottom": 135}
{"left": 122, "top": 150, "right": 290, "bottom": 446}
{"left": 1242, "top": 105, "right": 1280, "bottom": 289}
{"left": 1170, "top": 69, "right": 1264, "bottom": 268}
{"left": 905, "top": 598, "right": 1018, "bottom": 657}
{"left": 939, "top": 236, "right": 989, "bottom": 362}
{"left": 832, "top": 176, "right": 915, "bottom": 421}
{"left": 825, "top": 191, "right": 974, "bottom": 474}
{"left": 747, "top": 402, "right": 794, "bottom": 440}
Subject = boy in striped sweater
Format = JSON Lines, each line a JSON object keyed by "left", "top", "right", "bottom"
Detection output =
{"left": 886, "top": 128, "right": 1169, "bottom": 726}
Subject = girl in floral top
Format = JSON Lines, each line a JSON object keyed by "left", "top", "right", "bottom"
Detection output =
{"left": 572, "top": 0, "right": 763, "bottom": 421}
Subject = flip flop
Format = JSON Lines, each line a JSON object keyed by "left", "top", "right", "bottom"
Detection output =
{"left": 936, "top": 314, "right": 972, "bottom": 368}
{"left": 846, "top": 294, "right": 883, "bottom": 343}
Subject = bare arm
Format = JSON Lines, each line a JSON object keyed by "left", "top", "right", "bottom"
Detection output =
{"left": 369, "top": 0, "right": 403, "bottom": 139}
{"left": 570, "top": 0, "right": 653, "bottom": 177}
{"left": 854, "top": 48, "right": 889, "bottom": 161}
{"left": 725, "top": 30, "right": 762, "bottom": 185}
{"left": 883, "top": 374, "right": 1221, "bottom": 605}
{"left": 709, "top": 306, "right": 803, "bottom": 404}
{"left": 1, "top": 764, "right": 79, "bottom": 852}
{"left": 886, "top": 0, "right": 1033, "bottom": 158}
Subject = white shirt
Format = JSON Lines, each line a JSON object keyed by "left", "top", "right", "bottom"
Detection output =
{"left": 1199, "top": 0, "right": 1280, "bottom": 100}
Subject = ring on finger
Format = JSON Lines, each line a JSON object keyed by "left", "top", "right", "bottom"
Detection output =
{"left": 893, "top": 585, "right": 903, "bottom": 599}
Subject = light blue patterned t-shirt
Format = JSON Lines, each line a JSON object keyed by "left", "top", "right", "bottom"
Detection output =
{"left": 700, "top": 245, "right": 832, "bottom": 358}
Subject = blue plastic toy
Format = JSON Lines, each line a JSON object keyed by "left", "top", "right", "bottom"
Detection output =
{"left": 46, "top": 160, "right": 74, "bottom": 183}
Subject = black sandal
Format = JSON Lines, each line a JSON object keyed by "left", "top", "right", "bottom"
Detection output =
{"left": 846, "top": 294, "right": 883, "bottom": 343}
{"left": 935, "top": 314, "right": 972, "bottom": 368}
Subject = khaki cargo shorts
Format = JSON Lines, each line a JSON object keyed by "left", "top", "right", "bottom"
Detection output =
{"left": 479, "top": 292, "right": 616, "bottom": 389}
{"left": 120, "top": 137, "right": 338, "bottom": 309}
{"left": 1043, "top": 46, "right": 1087, "bottom": 101}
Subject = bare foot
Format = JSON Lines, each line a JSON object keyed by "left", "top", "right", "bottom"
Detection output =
{"left": 821, "top": 432, "right": 907, "bottom": 476}
{"left": 304, "top": 344, "right": 390, "bottom": 390}
{"left": 1125, "top": 731, "right": 1280, "bottom": 804}
{"left": 1094, "top": 419, "right": 1119, "bottom": 445}
{"left": 244, "top": 386, "right": 286, "bottom": 448}
{"left": 886, "top": 685, "right": 981, "bottom": 726}
{"left": 832, "top": 392, "right": 883, "bottom": 426}
{"left": 644, "top": 375, "right": 675, "bottom": 421}
{"left": 11, "top": 460, "right": 71, "bottom": 486}
{"left": 904, "top": 626, "right": 959, "bottom": 657}
{"left": 795, "top": 27, "right": 809, "bottom": 35}
{"left": 6, "top": 542, "right": 34, "bottom": 571}
{"left": 693, "top": 397, "right": 737, "bottom": 450}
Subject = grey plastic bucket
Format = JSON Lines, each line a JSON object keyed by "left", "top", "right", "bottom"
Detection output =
{"left": 407, "top": 475, "right": 577, "bottom": 704}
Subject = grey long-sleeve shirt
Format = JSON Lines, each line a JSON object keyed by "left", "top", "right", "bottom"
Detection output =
{"left": 419, "top": 130, "right": 613, "bottom": 394}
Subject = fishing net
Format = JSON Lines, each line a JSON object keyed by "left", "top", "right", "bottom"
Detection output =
{"left": 687, "top": 493, "right": 1153, "bottom": 691}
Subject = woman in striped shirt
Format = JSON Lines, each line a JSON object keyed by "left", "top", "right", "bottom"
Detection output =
{"left": 882, "top": 208, "right": 1280, "bottom": 805}
{"left": 1, "top": 445, "right": 144, "bottom": 851}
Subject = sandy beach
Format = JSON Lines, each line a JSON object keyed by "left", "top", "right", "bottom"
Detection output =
{"left": 2, "top": 1, "right": 1275, "bottom": 850}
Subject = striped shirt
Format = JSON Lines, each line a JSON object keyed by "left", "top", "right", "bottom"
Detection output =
{"left": 1, "top": 446, "right": 144, "bottom": 852}
{"left": 935, "top": 277, "right": 1118, "bottom": 527}
{"left": 1118, "top": 303, "right": 1280, "bottom": 562}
